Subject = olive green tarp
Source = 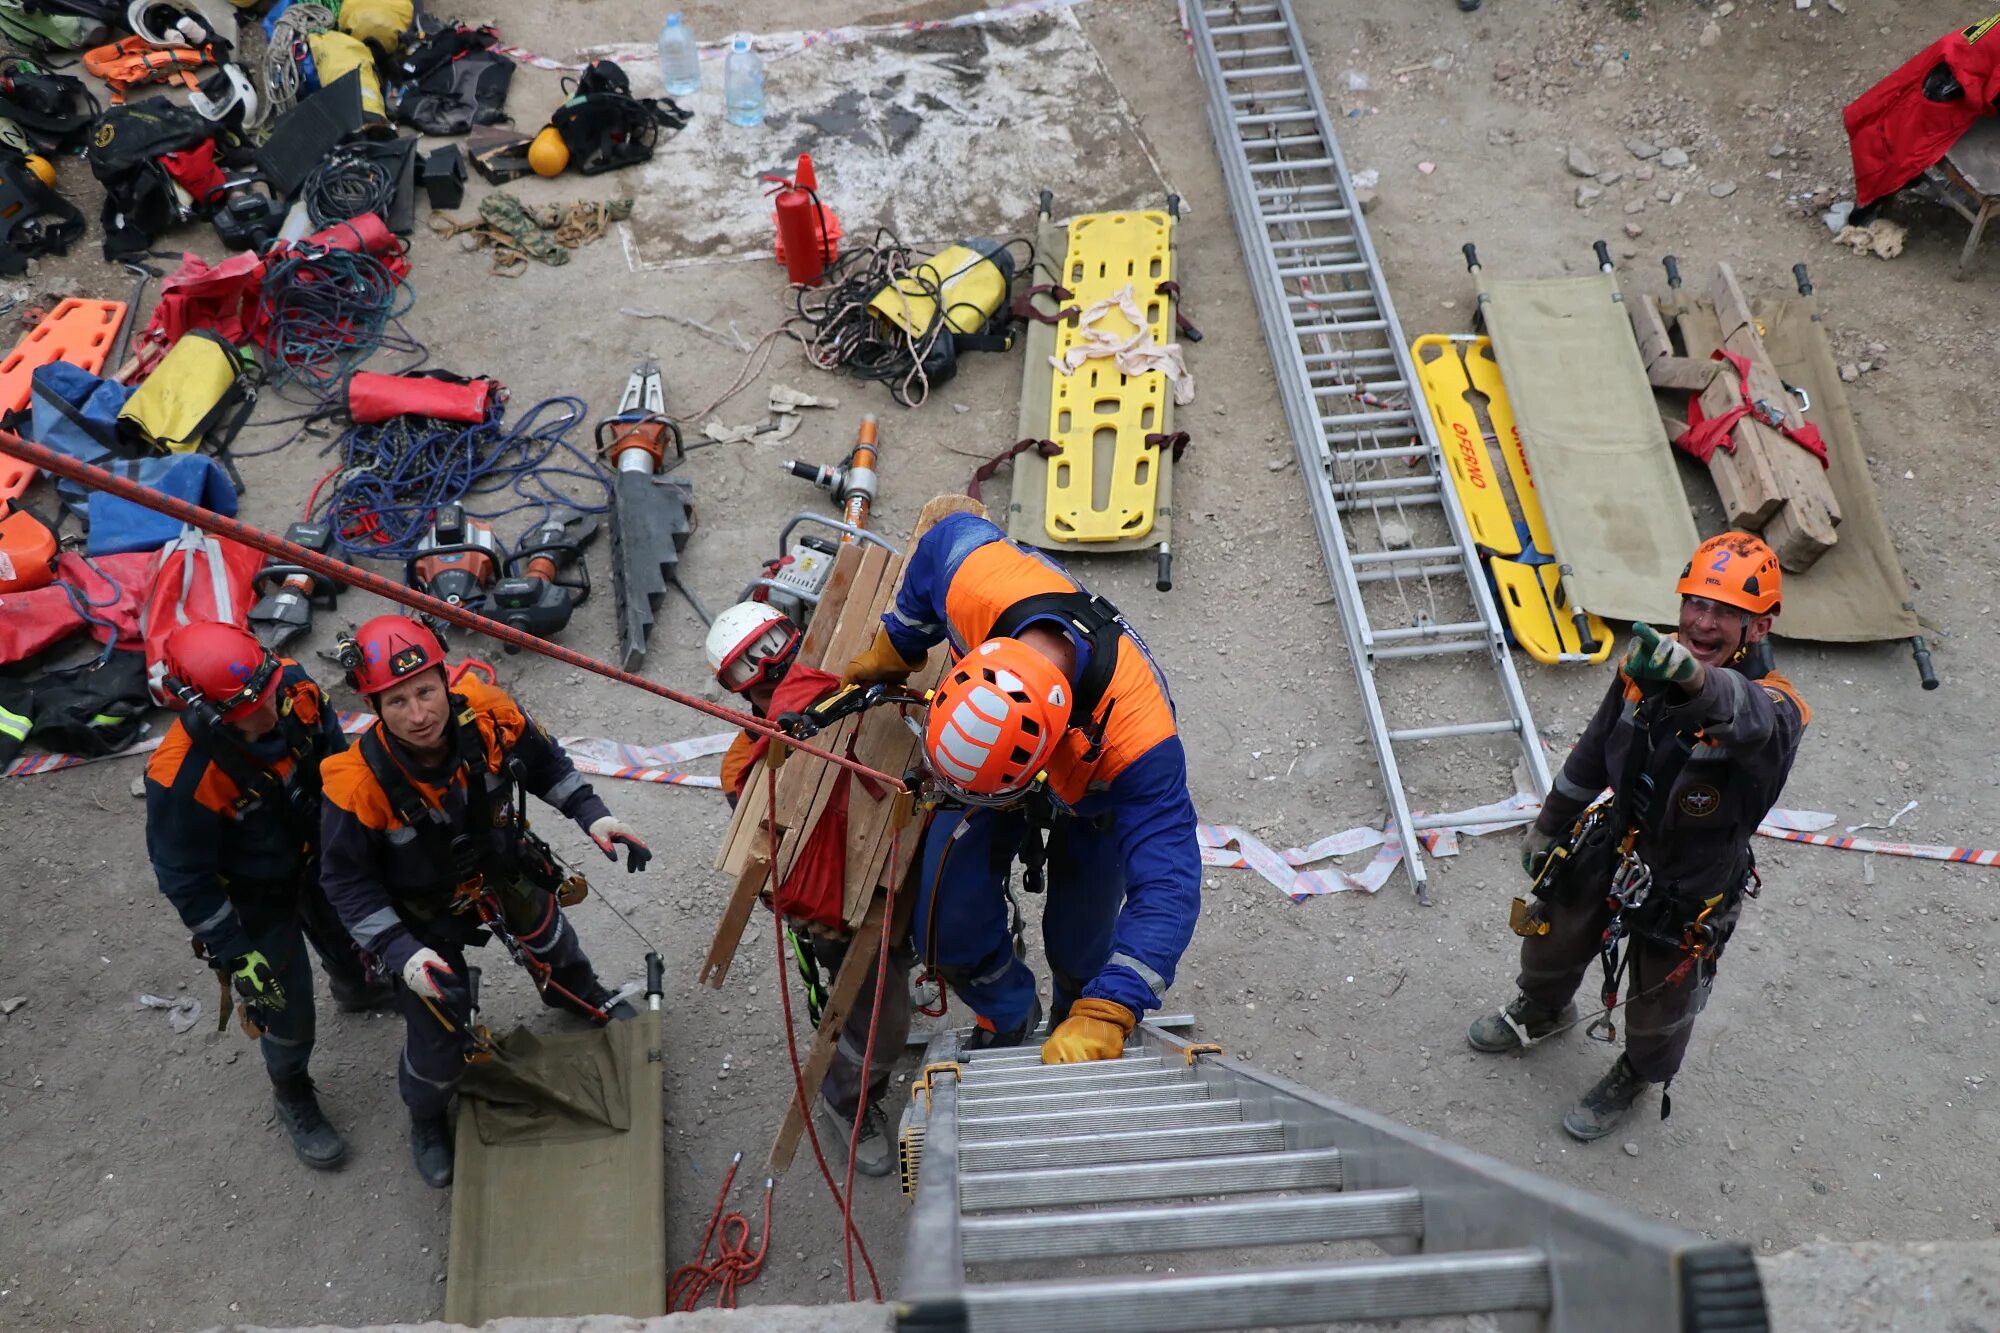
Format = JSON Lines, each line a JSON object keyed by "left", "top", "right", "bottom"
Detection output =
{"left": 1474, "top": 272, "right": 1698, "bottom": 627}
{"left": 444, "top": 1012, "right": 665, "bottom": 1323}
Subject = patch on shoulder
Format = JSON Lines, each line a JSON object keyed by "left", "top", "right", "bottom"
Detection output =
{"left": 1678, "top": 782, "right": 1722, "bottom": 818}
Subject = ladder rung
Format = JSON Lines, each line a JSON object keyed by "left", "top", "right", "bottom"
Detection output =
{"left": 1324, "top": 475, "right": 1433, "bottom": 496}
{"left": 1205, "top": 19, "right": 1288, "bottom": 35}
{"left": 1270, "top": 234, "right": 1357, "bottom": 252}
{"left": 1261, "top": 209, "right": 1350, "bottom": 226}
{"left": 1320, "top": 409, "right": 1411, "bottom": 430}
{"left": 947, "top": 1249, "right": 1553, "bottom": 1331}
{"left": 962, "top": 1063, "right": 1184, "bottom": 1093}
{"left": 959, "top": 1120, "right": 1285, "bottom": 1171}
{"left": 1280, "top": 261, "right": 1369, "bottom": 278}
{"left": 1316, "top": 379, "right": 1407, "bottom": 399}
{"left": 960, "top": 1186, "right": 1425, "bottom": 1264}
{"left": 1249, "top": 156, "right": 1334, "bottom": 174}
{"left": 1335, "top": 495, "right": 1444, "bottom": 516}
{"left": 960, "top": 1147, "right": 1345, "bottom": 1213}
{"left": 1388, "top": 719, "right": 1517, "bottom": 745}
{"left": 1233, "top": 109, "right": 1317, "bottom": 126}
{"left": 1244, "top": 134, "right": 1326, "bottom": 154}
{"left": 1356, "top": 561, "right": 1464, "bottom": 585}
{"left": 1374, "top": 620, "right": 1488, "bottom": 644}
{"left": 1322, "top": 443, "right": 1418, "bottom": 464}
{"left": 1229, "top": 43, "right": 1294, "bottom": 59}
{"left": 1372, "top": 636, "right": 1486, "bottom": 660}
{"left": 1294, "top": 318, "right": 1388, "bottom": 336}
{"left": 960, "top": 1099, "right": 1240, "bottom": 1141}
{"left": 964, "top": 1040, "right": 1160, "bottom": 1064}
{"left": 1222, "top": 63, "right": 1304, "bottom": 81}
{"left": 959, "top": 1082, "right": 1204, "bottom": 1117}
{"left": 1350, "top": 545, "right": 1459, "bottom": 565}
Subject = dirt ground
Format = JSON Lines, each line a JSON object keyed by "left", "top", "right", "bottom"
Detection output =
{"left": 2, "top": 0, "right": 1998, "bottom": 1329}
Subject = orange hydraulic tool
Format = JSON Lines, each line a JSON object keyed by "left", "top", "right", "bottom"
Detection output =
{"left": 602, "top": 362, "right": 694, "bottom": 671}
{"left": 783, "top": 413, "right": 880, "bottom": 541}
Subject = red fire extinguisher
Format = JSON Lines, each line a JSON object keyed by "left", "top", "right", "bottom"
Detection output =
{"left": 766, "top": 152, "right": 842, "bottom": 286}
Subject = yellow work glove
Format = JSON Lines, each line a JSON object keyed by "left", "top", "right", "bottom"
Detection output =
{"left": 1041, "top": 997, "right": 1136, "bottom": 1064}
{"left": 845, "top": 624, "right": 926, "bottom": 685}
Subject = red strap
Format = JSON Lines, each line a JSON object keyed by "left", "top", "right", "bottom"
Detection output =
{"left": 1674, "top": 349, "right": 1828, "bottom": 469}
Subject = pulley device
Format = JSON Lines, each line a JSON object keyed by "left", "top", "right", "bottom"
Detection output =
{"left": 406, "top": 504, "right": 599, "bottom": 646}
{"left": 247, "top": 520, "right": 343, "bottom": 651}
{"left": 604, "top": 362, "right": 695, "bottom": 670}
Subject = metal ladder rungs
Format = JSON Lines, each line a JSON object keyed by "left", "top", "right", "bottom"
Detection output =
{"left": 1325, "top": 475, "right": 1434, "bottom": 497}
{"left": 1356, "top": 561, "right": 1464, "bottom": 585}
{"left": 1221, "top": 63, "right": 1304, "bottom": 81}
{"left": 1293, "top": 318, "right": 1389, "bottom": 336}
{"left": 1203, "top": 19, "right": 1288, "bottom": 36}
{"left": 1318, "top": 409, "right": 1411, "bottom": 430}
{"left": 962, "top": 1064, "right": 1187, "bottom": 1094}
{"left": 949, "top": 1249, "right": 1553, "bottom": 1332}
{"left": 1372, "top": 619, "right": 1487, "bottom": 645}
{"left": 1259, "top": 208, "right": 1352, "bottom": 226}
{"left": 1248, "top": 157, "right": 1334, "bottom": 175}
{"left": 1244, "top": 133, "right": 1327, "bottom": 154}
{"left": 961, "top": 1082, "right": 1207, "bottom": 1117}
{"left": 1228, "top": 42, "right": 1294, "bottom": 59}
{"left": 961, "top": 1099, "right": 1239, "bottom": 1141}
{"left": 1350, "top": 545, "right": 1459, "bottom": 566}
{"left": 960, "top": 1148, "right": 1345, "bottom": 1213}
{"left": 1386, "top": 718, "right": 1519, "bottom": 744}
{"left": 960, "top": 1187, "right": 1426, "bottom": 1265}
{"left": 964, "top": 1040, "right": 1160, "bottom": 1064}
{"left": 959, "top": 1120, "right": 1286, "bottom": 1171}
{"left": 1373, "top": 637, "right": 1487, "bottom": 660}
{"left": 1231, "top": 109, "right": 1316, "bottom": 128}
{"left": 1316, "top": 379, "right": 1408, "bottom": 399}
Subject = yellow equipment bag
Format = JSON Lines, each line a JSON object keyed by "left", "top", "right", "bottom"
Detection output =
{"left": 338, "top": 0, "right": 415, "bottom": 54}
{"left": 868, "top": 240, "right": 1012, "bottom": 339}
{"left": 308, "top": 30, "right": 386, "bottom": 121}
{"left": 118, "top": 331, "right": 249, "bottom": 455}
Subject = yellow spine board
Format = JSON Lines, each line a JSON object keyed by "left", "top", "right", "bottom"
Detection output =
{"left": 1410, "top": 335, "right": 1611, "bottom": 665}
{"left": 1045, "top": 210, "right": 1174, "bottom": 543}
{"left": 1412, "top": 335, "right": 1519, "bottom": 557}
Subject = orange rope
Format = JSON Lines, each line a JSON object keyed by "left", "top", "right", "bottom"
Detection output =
{"left": 666, "top": 1152, "right": 771, "bottom": 1311}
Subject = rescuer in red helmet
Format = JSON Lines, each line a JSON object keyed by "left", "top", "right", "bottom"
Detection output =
{"left": 144, "top": 620, "right": 392, "bottom": 1173}
{"left": 1467, "top": 533, "right": 1810, "bottom": 1141}
{"left": 317, "top": 614, "right": 650, "bottom": 1188}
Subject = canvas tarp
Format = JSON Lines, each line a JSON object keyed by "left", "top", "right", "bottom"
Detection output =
{"left": 444, "top": 1011, "right": 665, "bottom": 1323}
{"left": 1475, "top": 272, "right": 1698, "bottom": 626}
{"left": 1702, "top": 295, "right": 1920, "bottom": 644}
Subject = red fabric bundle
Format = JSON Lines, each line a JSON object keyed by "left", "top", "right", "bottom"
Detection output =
{"left": 1845, "top": 16, "right": 2000, "bottom": 207}
{"left": 347, "top": 372, "right": 496, "bottom": 424}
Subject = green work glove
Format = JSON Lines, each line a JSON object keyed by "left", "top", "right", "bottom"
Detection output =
{"left": 230, "top": 950, "right": 287, "bottom": 1013}
{"left": 1622, "top": 623, "right": 1701, "bottom": 687}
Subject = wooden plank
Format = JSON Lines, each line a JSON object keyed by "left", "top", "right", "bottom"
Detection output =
{"left": 699, "top": 854, "right": 769, "bottom": 988}
{"left": 1695, "top": 369, "right": 1785, "bottom": 528}
{"left": 767, "top": 894, "right": 886, "bottom": 1174}
{"left": 772, "top": 545, "right": 892, "bottom": 826}
{"left": 1708, "top": 263, "right": 1757, "bottom": 343}
{"left": 1630, "top": 292, "right": 1674, "bottom": 368}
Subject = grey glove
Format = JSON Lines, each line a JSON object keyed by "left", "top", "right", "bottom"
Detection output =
{"left": 1521, "top": 825, "right": 1558, "bottom": 878}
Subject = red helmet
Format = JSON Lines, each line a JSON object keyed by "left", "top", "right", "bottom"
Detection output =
{"left": 343, "top": 615, "right": 447, "bottom": 696}
{"left": 924, "top": 638, "right": 1070, "bottom": 804}
{"left": 1677, "top": 531, "right": 1781, "bottom": 616}
{"left": 161, "top": 621, "right": 282, "bottom": 723}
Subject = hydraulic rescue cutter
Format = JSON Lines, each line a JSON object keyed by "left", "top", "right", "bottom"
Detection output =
{"left": 605, "top": 363, "right": 694, "bottom": 671}
{"left": 406, "top": 504, "right": 598, "bottom": 647}
{"left": 247, "top": 521, "right": 345, "bottom": 651}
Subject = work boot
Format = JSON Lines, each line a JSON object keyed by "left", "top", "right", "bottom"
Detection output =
{"left": 1466, "top": 995, "right": 1576, "bottom": 1053}
{"left": 965, "top": 994, "right": 1042, "bottom": 1051}
{"left": 1562, "top": 1054, "right": 1649, "bottom": 1142}
{"left": 271, "top": 1074, "right": 347, "bottom": 1171}
{"left": 545, "top": 974, "right": 639, "bottom": 1024}
{"left": 409, "top": 1111, "right": 454, "bottom": 1188}
{"left": 817, "top": 1098, "right": 894, "bottom": 1178}
{"left": 327, "top": 972, "right": 394, "bottom": 1013}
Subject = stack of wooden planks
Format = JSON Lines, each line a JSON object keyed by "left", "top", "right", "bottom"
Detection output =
{"left": 1630, "top": 262, "right": 1842, "bottom": 571}
{"left": 701, "top": 495, "right": 980, "bottom": 1170}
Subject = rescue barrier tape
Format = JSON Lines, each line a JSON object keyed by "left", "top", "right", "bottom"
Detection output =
{"left": 505, "top": 0, "right": 1093, "bottom": 70}
{"left": 0, "top": 430, "right": 906, "bottom": 791}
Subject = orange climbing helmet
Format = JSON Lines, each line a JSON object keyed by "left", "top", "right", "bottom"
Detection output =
{"left": 1677, "top": 531, "right": 1781, "bottom": 616}
{"left": 923, "top": 638, "right": 1071, "bottom": 804}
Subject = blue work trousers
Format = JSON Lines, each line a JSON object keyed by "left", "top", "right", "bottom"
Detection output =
{"left": 245, "top": 921, "right": 318, "bottom": 1082}
{"left": 912, "top": 807, "right": 1124, "bottom": 1032}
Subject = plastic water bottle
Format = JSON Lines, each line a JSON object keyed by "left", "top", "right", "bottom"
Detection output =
{"left": 657, "top": 13, "right": 699, "bottom": 98}
{"left": 723, "top": 35, "right": 765, "bottom": 127}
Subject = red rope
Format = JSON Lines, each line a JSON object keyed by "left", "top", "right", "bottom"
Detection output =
{"left": 0, "top": 428, "right": 903, "bottom": 788}
{"left": 666, "top": 1152, "right": 771, "bottom": 1311}
{"left": 765, "top": 760, "right": 882, "bottom": 1301}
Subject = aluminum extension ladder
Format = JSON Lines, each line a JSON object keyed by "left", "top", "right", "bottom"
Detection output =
{"left": 895, "top": 1021, "right": 1767, "bottom": 1332}
{"left": 1187, "top": 0, "right": 1550, "bottom": 898}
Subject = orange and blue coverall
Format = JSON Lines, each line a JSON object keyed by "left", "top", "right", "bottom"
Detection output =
{"left": 144, "top": 662, "right": 363, "bottom": 1079}
{"left": 884, "top": 512, "right": 1200, "bottom": 1027}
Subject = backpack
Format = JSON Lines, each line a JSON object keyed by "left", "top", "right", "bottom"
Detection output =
{"left": 549, "top": 60, "right": 687, "bottom": 176}
{"left": 0, "top": 53, "right": 100, "bottom": 151}
{"left": 390, "top": 23, "right": 513, "bottom": 136}
{"left": 87, "top": 100, "right": 211, "bottom": 258}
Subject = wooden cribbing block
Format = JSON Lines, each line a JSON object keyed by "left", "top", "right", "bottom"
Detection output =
{"left": 767, "top": 893, "right": 885, "bottom": 1174}
{"left": 1631, "top": 293, "right": 1717, "bottom": 393}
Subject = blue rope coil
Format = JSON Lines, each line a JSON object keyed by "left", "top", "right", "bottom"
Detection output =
{"left": 318, "top": 394, "right": 613, "bottom": 560}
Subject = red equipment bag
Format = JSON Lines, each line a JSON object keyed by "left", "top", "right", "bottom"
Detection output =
{"left": 347, "top": 370, "right": 496, "bottom": 424}
{"left": 136, "top": 250, "right": 268, "bottom": 379}
{"left": 296, "top": 212, "right": 410, "bottom": 279}
{"left": 729, "top": 665, "right": 852, "bottom": 931}
{"left": 1845, "top": 15, "right": 2000, "bottom": 207}
{"left": 138, "top": 524, "right": 263, "bottom": 704}
{"left": 0, "top": 550, "right": 152, "bottom": 666}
